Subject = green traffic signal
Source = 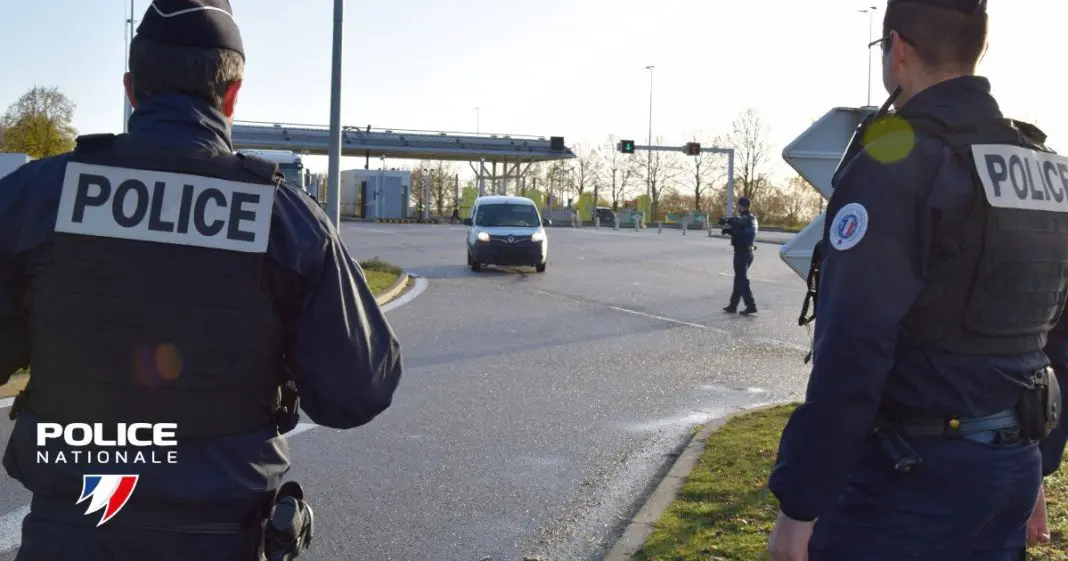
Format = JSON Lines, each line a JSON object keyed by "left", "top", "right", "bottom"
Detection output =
{"left": 620, "top": 140, "right": 635, "bottom": 154}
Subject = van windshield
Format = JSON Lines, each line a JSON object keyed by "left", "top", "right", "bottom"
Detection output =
{"left": 475, "top": 203, "right": 540, "bottom": 227}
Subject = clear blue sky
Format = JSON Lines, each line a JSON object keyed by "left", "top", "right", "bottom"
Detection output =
{"left": 1, "top": 1, "right": 1064, "bottom": 181}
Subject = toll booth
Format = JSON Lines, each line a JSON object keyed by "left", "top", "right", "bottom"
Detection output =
{"left": 340, "top": 169, "right": 412, "bottom": 219}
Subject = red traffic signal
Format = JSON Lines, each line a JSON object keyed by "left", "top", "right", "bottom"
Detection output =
{"left": 684, "top": 142, "right": 701, "bottom": 156}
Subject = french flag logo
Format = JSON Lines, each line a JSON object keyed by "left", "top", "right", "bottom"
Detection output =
{"left": 77, "top": 474, "right": 139, "bottom": 526}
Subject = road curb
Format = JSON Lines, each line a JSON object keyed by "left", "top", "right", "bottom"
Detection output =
{"left": 375, "top": 272, "right": 411, "bottom": 306}
{"left": 602, "top": 402, "right": 791, "bottom": 561}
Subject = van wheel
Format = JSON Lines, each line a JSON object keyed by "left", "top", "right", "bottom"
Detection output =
{"left": 535, "top": 262, "right": 546, "bottom": 273}
{"left": 471, "top": 262, "right": 482, "bottom": 272}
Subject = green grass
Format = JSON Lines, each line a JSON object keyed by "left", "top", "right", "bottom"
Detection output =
{"left": 634, "top": 403, "right": 1068, "bottom": 561}
{"left": 359, "top": 257, "right": 403, "bottom": 296}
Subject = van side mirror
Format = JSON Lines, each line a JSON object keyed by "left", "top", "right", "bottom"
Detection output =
{"left": 463, "top": 218, "right": 472, "bottom": 226}
{"left": 542, "top": 217, "right": 552, "bottom": 227}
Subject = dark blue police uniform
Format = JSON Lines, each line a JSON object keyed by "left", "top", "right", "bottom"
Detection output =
{"left": 0, "top": 2, "right": 403, "bottom": 560}
{"left": 724, "top": 199, "right": 758, "bottom": 315}
{"left": 1041, "top": 317, "right": 1068, "bottom": 477}
{"left": 769, "top": 74, "right": 1068, "bottom": 560}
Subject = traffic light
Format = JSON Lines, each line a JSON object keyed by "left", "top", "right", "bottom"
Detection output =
{"left": 619, "top": 139, "right": 635, "bottom": 154}
{"left": 684, "top": 142, "right": 701, "bottom": 156}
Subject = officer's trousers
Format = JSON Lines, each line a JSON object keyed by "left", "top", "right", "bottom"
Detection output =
{"left": 809, "top": 433, "right": 1040, "bottom": 561}
{"left": 728, "top": 248, "right": 755, "bottom": 310}
{"left": 15, "top": 503, "right": 262, "bottom": 561}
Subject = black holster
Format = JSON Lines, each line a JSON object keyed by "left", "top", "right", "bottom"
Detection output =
{"left": 1016, "top": 366, "right": 1061, "bottom": 441}
{"left": 262, "top": 481, "right": 314, "bottom": 561}
{"left": 872, "top": 417, "right": 922, "bottom": 473}
{"left": 272, "top": 380, "right": 301, "bottom": 435}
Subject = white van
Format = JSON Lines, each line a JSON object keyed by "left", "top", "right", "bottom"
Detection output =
{"left": 464, "top": 195, "right": 550, "bottom": 273}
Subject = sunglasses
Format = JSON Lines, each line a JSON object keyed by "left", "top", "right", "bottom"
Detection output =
{"left": 869, "top": 30, "right": 915, "bottom": 54}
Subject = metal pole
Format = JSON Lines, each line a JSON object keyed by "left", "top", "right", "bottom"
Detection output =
{"left": 861, "top": 6, "right": 877, "bottom": 107}
{"left": 123, "top": 0, "right": 135, "bottom": 133}
{"left": 645, "top": 65, "right": 654, "bottom": 224}
{"left": 325, "top": 0, "right": 344, "bottom": 227}
{"left": 727, "top": 150, "right": 735, "bottom": 217}
{"left": 377, "top": 156, "right": 385, "bottom": 219}
{"left": 423, "top": 173, "right": 430, "bottom": 221}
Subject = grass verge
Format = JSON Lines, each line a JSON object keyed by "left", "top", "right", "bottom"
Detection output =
{"left": 634, "top": 403, "right": 1068, "bottom": 561}
{"left": 359, "top": 257, "right": 404, "bottom": 297}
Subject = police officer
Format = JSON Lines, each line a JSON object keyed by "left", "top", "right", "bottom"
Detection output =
{"left": 722, "top": 196, "right": 758, "bottom": 316}
{"left": 0, "top": 1, "right": 403, "bottom": 560}
{"left": 767, "top": 1, "right": 1067, "bottom": 559}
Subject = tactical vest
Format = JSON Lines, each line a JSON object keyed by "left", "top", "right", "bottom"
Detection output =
{"left": 896, "top": 116, "right": 1068, "bottom": 355}
{"left": 19, "top": 133, "right": 289, "bottom": 438}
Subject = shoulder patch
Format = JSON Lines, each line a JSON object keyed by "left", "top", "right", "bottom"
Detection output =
{"left": 828, "top": 202, "right": 868, "bottom": 251}
{"left": 56, "top": 162, "right": 275, "bottom": 253}
{"left": 971, "top": 144, "right": 1068, "bottom": 212}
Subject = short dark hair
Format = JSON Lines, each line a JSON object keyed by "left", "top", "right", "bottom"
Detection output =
{"left": 128, "top": 36, "right": 244, "bottom": 110}
{"left": 883, "top": 3, "right": 987, "bottom": 70}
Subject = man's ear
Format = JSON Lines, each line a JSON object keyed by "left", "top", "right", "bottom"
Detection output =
{"left": 221, "top": 80, "right": 243, "bottom": 118}
{"left": 890, "top": 30, "right": 911, "bottom": 68}
{"left": 123, "top": 72, "right": 137, "bottom": 108}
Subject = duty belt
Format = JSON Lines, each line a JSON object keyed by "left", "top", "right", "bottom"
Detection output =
{"left": 895, "top": 409, "right": 1022, "bottom": 444}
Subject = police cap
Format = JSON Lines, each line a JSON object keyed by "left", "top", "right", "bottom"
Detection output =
{"left": 136, "top": 0, "right": 244, "bottom": 59}
{"left": 887, "top": 0, "right": 986, "bottom": 14}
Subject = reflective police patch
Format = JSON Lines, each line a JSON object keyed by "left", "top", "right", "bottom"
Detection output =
{"left": 56, "top": 162, "right": 275, "bottom": 253}
{"left": 829, "top": 202, "right": 868, "bottom": 251}
{"left": 971, "top": 144, "right": 1068, "bottom": 212}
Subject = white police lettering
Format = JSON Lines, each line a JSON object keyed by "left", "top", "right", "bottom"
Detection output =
{"left": 35, "top": 422, "right": 179, "bottom": 465}
{"left": 37, "top": 423, "right": 178, "bottom": 447}
{"left": 971, "top": 144, "right": 1068, "bottom": 212}
{"left": 828, "top": 202, "right": 868, "bottom": 251}
{"left": 56, "top": 162, "right": 274, "bottom": 252}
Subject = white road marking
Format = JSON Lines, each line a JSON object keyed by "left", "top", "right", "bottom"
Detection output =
{"left": 718, "top": 272, "right": 778, "bottom": 284}
{"left": 0, "top": 277, "right": 428, "bottom": 552}
{"left": 381, "top": 275, "right": 429, "bottom": 313}
{"left": 607, "top": 306, "right": 726, "bottom": 332}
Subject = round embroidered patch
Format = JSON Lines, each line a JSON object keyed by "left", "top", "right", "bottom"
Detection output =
{"left": 829, "top": 202, "right": 868, "bottom": 251}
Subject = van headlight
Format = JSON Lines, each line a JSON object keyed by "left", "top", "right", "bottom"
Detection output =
{"left": 477, "top": 231, "right": 491, "bottom": 242}
{"left": 531, "top": 231, "right": 546, "bottom": 242}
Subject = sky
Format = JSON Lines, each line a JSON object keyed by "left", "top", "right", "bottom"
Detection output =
{"left": 1, "top": 0, "right": 1065, "bottom": 184}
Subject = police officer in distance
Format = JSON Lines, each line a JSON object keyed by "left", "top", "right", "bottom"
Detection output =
{"left": 767, "top": 0, "right": 1067, "bottom": 558}
{"left": 0, "top": 1, "right": 403, "bottom": 560}
{"left": 722, "top": 196, "right": 758, "bottom": 316}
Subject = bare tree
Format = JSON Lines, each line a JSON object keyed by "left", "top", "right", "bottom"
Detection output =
{"left": 1, "top": 86, "right": 77, "bottom": 158}
{"left": 571, "top": 143, "right": 598, "bottom": 201}
{"left": 429, "top": 160, "right": 454, "bottom": 215}
{"left": 599, "top": 135, "right": 639, "bottom": 211}
{"left": 725, "top": 107, "right": 773, "bottom": 208}
{"left": 683, "top": 131, "right": 726, "bottom": 214}
{"left": 641, "top": 135, "right": 682, "bottom": 220}
{"left": 779, "top": 176, "right": 824, "bottom": 225}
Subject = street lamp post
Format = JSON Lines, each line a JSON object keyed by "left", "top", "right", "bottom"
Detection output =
{"left": 859, "top": 5, "right": 878, "bottom": 107}
{"left": 644, "top": 65, "right": 654, "bottom": 224}
{"left": 123, "top": 0, "right": 136, "bottom": 132}
{"left": 325, "top": 0, "right": 345, "bottom": 227}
